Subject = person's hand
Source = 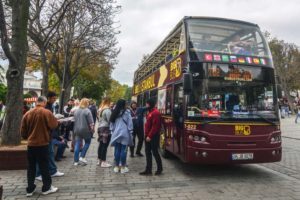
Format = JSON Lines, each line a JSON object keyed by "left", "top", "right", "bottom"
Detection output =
{"left": 146, "top": 137, "right": 151, "bottom": 142}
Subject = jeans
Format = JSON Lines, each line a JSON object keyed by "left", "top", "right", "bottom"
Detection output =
{"left": 145, "top": 133, "right": 162, "bottom": 172}
{"left": 74, "top": 137, "right": 91, "bottom": 162}
{"left": 130, "top": 124, "right": 144, "bottom": 155}
{"left": 36, "top": 141, "right": 57, "bottom": 176}
{"left": 52, "top": 139, "right": 67, "bottom": 159}
{"left": 98, "top": 134, "right": 111, "bottom": 161}
{"left": 114, "top": 143, "right": 127, "bottom": 166}
{"left": 27, "top": 145, "right": 51, "bottom": 193}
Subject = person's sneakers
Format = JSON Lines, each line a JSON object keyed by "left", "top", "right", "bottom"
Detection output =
{"left": 74, "top": 162, "right": 79, "bottom": 166}
{"left": 42, "top": 186, "right": 58, "bottom": 195}
{"left": 136, "top": 152, "right": 144, "bottom": 157}
{"left": 155, "top": 170, "right": 163, "bottom": 176}
{"left": 79, "top": 157, "right": 87, "bottom": 164}
{"left": 35, "top": 176, "right": 42, "bottom": 181}
{"left": 26, "top": 187, "right": 36, "bottom": 197}
{"left": 113, "top": 166, "right": 120, "bottom": 173}
{"left": 97, "top": 160, "right": 101, "bottom": 166}
{"left": 120, "top": 167, "right": 129, "bottom": 174}
{"left": 101, "top": 161, "right": 112, "bottom": 168}
{"left": 130, "top": 154, "right": 134, "bottom": 158}
{"left": 139, "top": 171, "right": 152, "bottom": 176}
{"left": 51, "top": 171, "right": 64, "bottom": 177}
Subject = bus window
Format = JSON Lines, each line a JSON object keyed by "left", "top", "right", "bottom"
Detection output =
{"left": 158, "top": 88, "right": 167, "bottom": 114}
{"left": 150, "top": 89, "right": 158, "bottom": 100}
{"left": 187, "top": 63, "right": 277, "bottom": 120}
{"left": 143, "top": 92, "right": 149, "bottom": 107}
{"left": 187, "top": 19, "right": 271, "bottom": 59}
{"left": 166, "top": 85, "right": 172, "bottom": 115}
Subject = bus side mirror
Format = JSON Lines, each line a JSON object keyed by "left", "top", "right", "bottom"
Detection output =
{"left": 276, "top": 84, "right": 282, "bottom": 98}
{"left": 183, "top": 73, "right": 193, "bottom": 95}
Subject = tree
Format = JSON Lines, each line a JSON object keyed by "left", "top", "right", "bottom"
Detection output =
{"left": 123, "top": 85, "right": 132, "bottom": 102}
{"left": 267, "top": 34, "right": 300, "bottom": 113}
{"left": 106, "top": 79, "right": 126, "bottom": 103}
{"left": 0, "top": 83, "right": 7, "bottom": 102}
{"left": 47, "top": 1, "right": 119, "bottom": 108}
{"left": 0, "top": 0, "right": 30, "bottom": 145}
{"left": 73, "top": 60, "right": 112, "bottom": 100}
{"left": 28, "top": 0, "right": 74, "bottom": 95}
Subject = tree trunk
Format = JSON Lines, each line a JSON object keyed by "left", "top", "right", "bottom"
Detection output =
{"left": 1, "top": 0, "right": 30, "bottom": 145}
{"left": 41, "top": 48, "right": 49, "bottom": 96}
{"left": 41, "top": 63, "right": 49, "bottom": 96}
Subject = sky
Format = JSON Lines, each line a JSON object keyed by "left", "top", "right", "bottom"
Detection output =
{"left": 112, "top": 0, "right": 300, "bottom": 86}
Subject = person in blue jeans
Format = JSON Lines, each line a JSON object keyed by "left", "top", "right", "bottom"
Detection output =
{"left": 110, "top": 99, "right": 133, "bottom": 174}
{"left": 36, "top": 92, "right": 64, "bottom": 181}
{"left": 73, "top": 98, "right": 94, "bottom": 166}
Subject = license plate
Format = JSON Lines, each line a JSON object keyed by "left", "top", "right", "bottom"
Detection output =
{"left": 232, "top": 153, "right": 253, "bottom": 160}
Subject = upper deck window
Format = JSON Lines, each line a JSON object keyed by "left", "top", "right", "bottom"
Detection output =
{"left": 187, "top": 19, "right": 271, "bottom": 59}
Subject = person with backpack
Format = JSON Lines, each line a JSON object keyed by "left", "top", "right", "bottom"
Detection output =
{"left": 109, "top": 99, "right": 133, "bottom": 174}
{"left": 97, "top": 97, "right": 112, "bottom": 167}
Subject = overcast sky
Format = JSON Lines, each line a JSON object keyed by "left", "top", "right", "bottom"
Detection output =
{"left": 112, "top": 0, "right": 300, "bottom": 86}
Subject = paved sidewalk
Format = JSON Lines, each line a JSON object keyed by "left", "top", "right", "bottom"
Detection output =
{"left": 281, "top": 114, "right": 300, "bottom": 139}
{"left": 1, "top": 116, "right": 300, "bottom": 200}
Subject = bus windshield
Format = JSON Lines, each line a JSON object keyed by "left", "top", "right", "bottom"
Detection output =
{"left": 187, "top": 19, "right": 271, "bottom": 59}
{"left": 187, "top": 63, "right": 278, "bottom": 120}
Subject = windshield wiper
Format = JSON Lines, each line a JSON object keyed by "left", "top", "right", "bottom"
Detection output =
{"left": 202, "top": 111, "right": 231, "bottom": 125}
{"left": 249, "top": 113, "right": 278, "bottom": 125}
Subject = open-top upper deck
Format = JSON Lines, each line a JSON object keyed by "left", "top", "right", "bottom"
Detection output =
{"left": 134, "top": 16, "right": 272, "bottom": 85}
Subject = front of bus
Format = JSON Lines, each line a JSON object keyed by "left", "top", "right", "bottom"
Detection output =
{"left": 184, "top": 17, "right": 281, "bottom": 164}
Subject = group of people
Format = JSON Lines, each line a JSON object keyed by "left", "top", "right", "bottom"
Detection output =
{"left": 21, "top": 92, "right": 163, "bottom": 196}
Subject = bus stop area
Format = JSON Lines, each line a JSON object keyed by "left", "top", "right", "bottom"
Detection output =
{"left": 1, "top": 116, "right": 300, "bottom": 200}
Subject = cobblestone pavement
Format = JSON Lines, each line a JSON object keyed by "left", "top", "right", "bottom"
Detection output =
{"left": 1, "top": 117, "right": 300, "bottom": 200}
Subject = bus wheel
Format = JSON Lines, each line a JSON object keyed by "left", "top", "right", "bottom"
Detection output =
{"left": 160, "top": 132, "right": 170, "bottom": 158}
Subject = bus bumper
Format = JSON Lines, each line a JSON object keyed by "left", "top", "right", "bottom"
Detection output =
{"left": 186, "top": 146, "right": 282, "bottom": 164}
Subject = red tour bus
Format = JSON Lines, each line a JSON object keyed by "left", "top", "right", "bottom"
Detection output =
{"left": 132, "top": 17, "right": 281, "bottom": 164}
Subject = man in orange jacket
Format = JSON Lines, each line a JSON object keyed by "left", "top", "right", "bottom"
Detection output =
{"left": 21, "top": 96, "right": 59, "bottom": 197}
{"left": 140, "top": 98, "right": 163, "bottom": 176}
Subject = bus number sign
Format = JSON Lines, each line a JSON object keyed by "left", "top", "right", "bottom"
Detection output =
{"left": 234, "top": 125, "right": 251, "bottom": 136}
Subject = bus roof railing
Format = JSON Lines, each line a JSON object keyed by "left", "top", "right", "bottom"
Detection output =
{"left": 134, "top": 16, "right": 260, "bottom": 83}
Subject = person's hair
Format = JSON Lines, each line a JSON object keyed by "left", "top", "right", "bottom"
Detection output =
{"left": 37, "top": 96, "right": 47, "bottom": 103}
{"left": 74, "top": 99, "right": 80, "bottom": 106}
{"left": 130, "top": 101, "right": 137, "bottom": 108}
{"left": 79, "top": 98, "right": 90, "bottom": 109}
{"left": 47, "top": 91, "right": 57, "bottom": 98}
{"left": 110, "top": 99, "right": 126, "bottom": 123}
{"left": 146, "top": 98, "right": 156, "bottom": 109}
{"left": 99, "top": 97, "right": 111, "bottom": 110}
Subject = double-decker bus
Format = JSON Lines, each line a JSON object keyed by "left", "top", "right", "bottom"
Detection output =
{"left": 132, "top": 17, "right": 281, "bottom": 164}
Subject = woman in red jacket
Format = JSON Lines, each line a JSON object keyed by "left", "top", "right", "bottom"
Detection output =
{"left": 140, "top": 98, "right": 163, "bottom": 176}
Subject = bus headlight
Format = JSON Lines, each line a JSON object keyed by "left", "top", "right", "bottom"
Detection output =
{"left": 270, "top": 135, "right": 281, "bottom": 143}
{"left": 200, "top": 137, "right": 207, "bottom": 142}
{"left": 194, "top": 136, "right": 200, "bottom": 141}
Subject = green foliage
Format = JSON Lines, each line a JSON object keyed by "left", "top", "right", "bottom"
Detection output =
{"left": 48, "top": 72, "right": 60, "bottom": 94}
{"left": 267, "top": 34, "right": 300, "bottom": 112}
{"left": 23, "top": 93, "right": 32, "bottom": 99}
{"left": 73, "top": 63, "right": 112, "bottom": 100}
{"left": 106, "top": 80, "right": 132, "bottom": 103}
{"left": 123, "top": 85, "right": 132, "bottom": 102}
{"left": 0, "top": 83, "right": 7, "bottom": 102}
